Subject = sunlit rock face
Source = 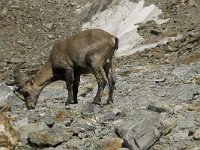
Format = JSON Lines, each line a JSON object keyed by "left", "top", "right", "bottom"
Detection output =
{"left": 0, "top": 114, "right": 19, "bottom": 150}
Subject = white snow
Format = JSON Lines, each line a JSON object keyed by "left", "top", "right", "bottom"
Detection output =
{"left": 82, "top": 0, "right": 178, "bottom": 57}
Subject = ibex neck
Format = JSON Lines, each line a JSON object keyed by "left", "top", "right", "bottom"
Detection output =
{"left": 33, "top": 60, "right": 53, "bottom": 89}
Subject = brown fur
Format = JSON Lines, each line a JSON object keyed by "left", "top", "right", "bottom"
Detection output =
{"left": 14, "top": 29, "right": 118, "bottom": 109}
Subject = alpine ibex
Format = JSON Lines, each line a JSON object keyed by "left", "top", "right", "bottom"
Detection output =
{"left": 13, "top": 29, "right": 118, "bottom": 109}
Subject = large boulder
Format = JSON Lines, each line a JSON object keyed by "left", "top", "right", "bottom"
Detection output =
{"left": 115, "top": 110, "right": 162, "bottom": 150}
{"left": 27, "top": 126, "right": 72, "bottom": 147}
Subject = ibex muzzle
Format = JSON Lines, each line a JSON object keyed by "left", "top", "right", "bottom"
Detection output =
{"left": 13, "top": 29, "right": 118, "bottom": 109}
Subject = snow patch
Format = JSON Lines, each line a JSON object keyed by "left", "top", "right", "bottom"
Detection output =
{"left": 82, "top": 0, "right": 173, "bottom": 57}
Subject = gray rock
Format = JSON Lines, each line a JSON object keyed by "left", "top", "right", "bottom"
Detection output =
{"left": 0, "top": 98, "right": 8, "bottom": 110}
{"left": 43, "top": 115, "right": 55, "bottom": 127}
{"left": 112, "top": 108, "right": 122, "bottom": 116}
{"left": 173, "top": 104, "right": 184, "bottom": 114}
{"left": 103, "top": 112, "right": 116, "bottom": 122}
{"left": 156, "top": 89, "right": 167, "bottom": 97}
{"left": 115, "top": 110, "right": 162, "bottom": 150}
{"left": 14, "top": 117, "right": 29, "bottom": 129}
{"left": 0, "top": 83, "right": 12, "bottom": 93}
{"left": 78, "top": 132, "right": 88, "bottom": 139}
{"left": 169, "top": 84, "right": 200, "bottom": 102}
{"left": 7, "top": 58, "right": 24, "bottom": 64}
{"left": 79, "top": 82, "right": 94, "bottom": 97}
{"left": 193, "top": 129, "right": 200, "bottom": 140}
{"left": 71, "top": 126, "right": 84, "bottom": 136}
{"left": 7, "top": 95, "right": 25, "bottom": 110}
{"left": 16, "top": 40, "right": 26, "bottom": 46}
{"left": 1, "top": 7, "right": 8, "bottom": 17}
{"left": 172, "top": 132, "right": 189, "bottom": 142}
{"left": 177, "top": 118, "right": 195, "bottom": 130}
{"left": 81, "top": 103, "right": 101, "bottom": 116}
{"left": 19, "top": 122, "right": 49, "bottom": 144}
{"left": 41, "top": 110, "right": 72, "bottom": 127}
{"left": 0, "top": 84, "right": 12, "bottom": 108}
{"left": 47, "top": 34, "right": 55, "bottom": 39}
{"left": 171, "top": 65, "right": 194, "bottom": 81}
{"left": 63, "top": 118, "right": 73, "bottom": 127}
{"left": 44, "top": 23, "right": 54, "bottom": 30}
{"left": 43, "top": 144, "right": 67, "bottom": 150}
{"left": 28, "top": 126, "right": 72, "bottom": 147}
{"left": 66, "top": 139, "right": 85, "bottom": 150}
{"left": 147, "top": 101, "right": 174, "bottom": 114}
{"left": 15, "top": 145, "right": 35, "bottom": 150}
{"left": 191, "top": 147, "right": 200, "bottom": 150}
{"left": 161, "top": 118, "right": 177, "bottom": 135}
{"left": 40, "top": 86, "right": 67, "bottom": 99}
{"left": 0, "top": 84, "right": 24, "bottom": 110}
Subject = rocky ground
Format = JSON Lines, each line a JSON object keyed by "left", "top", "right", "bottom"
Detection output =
{"left": 0, "top": 0, "right": 200, "bottom": 150}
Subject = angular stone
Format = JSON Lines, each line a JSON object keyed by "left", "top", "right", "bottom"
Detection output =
{"left": 47, "top": 34, "right": 55, "bottom": 39}
{"left": 169, "top": 84, "right": 200, "bottom": 102}
{"left": 172, "top": 132, "right": 189, "bottom": 142}
{"left": 79, "top": 82, "right": 94, "bottom": 97}
{"left": 81, "top": 104, "right": 101, "bottom": 116}
{"left": 0, "top": 84, "right": 12, "bottom": 109}
{"left": 171, "top": 66, "right": 194, "bottom": 81}
{"left": 115, "top": 110, "right": 162, "bottom": 150}
{"left": 147, "top": 101, "right": 174, "bottom": 114}
{"left": 44, "top": 23, "right": 54, "bottom": 30}
{"left": 42, "top": 110, "right": 71, "bottom": 128}
{"left": 0, "top": 114, "right": 19, "bottom": 149}
{"left": 14, "top": 117, "right": 29, "bottom": 129}
{"left": 0, "top": 83, "right": 12, "bottom": 93}
{"left": 43, "top": 116, "right": 55, "bottom": 127}
{"left": 1, "top": 7, "right": 8, "bottom": 17}
{"left": 103, "top": 112, "right": 116, "bottom": 122}
{"left": 19, "top": 123, "right": 48, "bottom": 144}
{"left": 27, "top": 126, "right": 72, "bottom": 147}
{"left": 63, "top": 118, "right": 73, "bottom": 127}
{"left": 7, "top": 95, "right": 25, "bottom": 111}
{"left": 161, "top": 118, "right": 177, "bottom": 135}
{"left": 177, "top": 118, "right": 195, "bottom": 130}
{"left": 7, "top": 58, "right": 24, "bottom": 64}
{"left": 66, "top": 139, "right": 85, "bottom": 149}
{"left": 193, "top": 129, "right": 200, "bottom": 140}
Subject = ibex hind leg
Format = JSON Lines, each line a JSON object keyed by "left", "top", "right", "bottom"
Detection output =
{"left": 90, "top": 63, "right": 107, "bottom": 105}
{"left": 103, "top": 61, "right": 115, "bottom": 104}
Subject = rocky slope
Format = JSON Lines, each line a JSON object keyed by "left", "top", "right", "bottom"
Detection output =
{"left": 0, "top": 0, "right": 200, "bottom": 150}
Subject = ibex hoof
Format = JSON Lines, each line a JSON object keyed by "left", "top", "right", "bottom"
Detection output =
{"left": 106, "top": 99, "right": 113, "bottom": 105}
{"left": 71, "top": 101, "right": 78, "bottom": 104}
{"left": 65, "top": 100, "right": 78, "bottom": 106}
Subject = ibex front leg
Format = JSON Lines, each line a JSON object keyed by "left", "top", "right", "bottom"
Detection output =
{"left": 73, "top": 71, "right": 80, "bottom": 104}
{"left": 91, "top": 64, "right": 107, "bottom": 105}
{"left": 65, "top": 68, "right": 75, "bottom": 105}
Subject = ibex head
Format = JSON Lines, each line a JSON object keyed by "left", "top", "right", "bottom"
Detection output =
{"left": 14, "top": 62, "right": 40, "bottom": 109}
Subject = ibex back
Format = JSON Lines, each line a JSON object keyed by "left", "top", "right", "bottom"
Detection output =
{"left": 13, "top": 29, "right": 118, "bottom": 109}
